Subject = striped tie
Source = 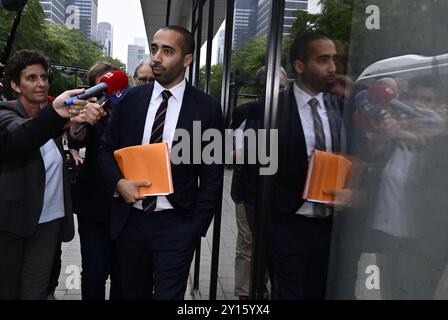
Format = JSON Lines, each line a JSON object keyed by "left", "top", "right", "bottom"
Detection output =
{"left": 142, "top": 90, "right": 172, "bottom": 213}
{"left": 309, "top": 98, "right": 327, "bottom": 217}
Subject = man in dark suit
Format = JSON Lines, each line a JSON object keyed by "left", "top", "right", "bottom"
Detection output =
{"left": 98, "top": 26, "right": 224, "bottom": 300}
{"left": 0, "top": 49, "right": 104, "bottom": 299}
{"left": 268, "top": 33, "right": 345, "bottom": 300}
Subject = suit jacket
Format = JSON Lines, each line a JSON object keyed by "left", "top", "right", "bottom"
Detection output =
{"left": 230, "top": 101, "right": 263, "bottom": 204}
{"left": 68, "top": 116, "right": 112, "bottom": 222}
{"left": 271, "top": 87, "right": 346, "bottom": 219}
{"left": 98, "top": 82, "right": 224, "bottom": 239}
{"left": 0, "top": 100, "right": 74, "bottom": 240}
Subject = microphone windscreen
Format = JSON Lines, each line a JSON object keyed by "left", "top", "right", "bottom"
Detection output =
{"left": 99, "top": 70, "right": 129, "bottom": 95}
{"left": 0, "top": 0, "right": 28, "bottom": 12}
{"left": 368, "top": 84, "right": 397, "bottom": 105}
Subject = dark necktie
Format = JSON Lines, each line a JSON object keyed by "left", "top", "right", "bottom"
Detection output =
{"left": 142, "top": 90, "right": 172, "bottom": 213}
{"left": 309, "top": 98, "right": 327, "bottom": 217}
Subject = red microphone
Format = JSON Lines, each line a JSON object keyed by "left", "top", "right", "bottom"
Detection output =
{"left": 65, "top": 70, "right": 128, "bottom": 106}
{"left": 368, "top": 84, "right": 396, "bottom": 105}
{"left": 368, "top": 84, "right": 442, "bottom": 123}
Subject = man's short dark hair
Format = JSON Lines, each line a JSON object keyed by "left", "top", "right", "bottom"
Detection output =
{"left": 289, "top": 33, "right": 331, "bottom": 67}
{"left": 87, "top": 61, "right": 117, "bottom": 87}
{"left": 161, "top": 25, "right": 195, "bottom": 55}
{"left": 6, "top": 49, "right": 49, "bottom": 85}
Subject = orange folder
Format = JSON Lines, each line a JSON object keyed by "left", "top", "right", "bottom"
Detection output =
{"left": 114, "top": 142, "right": 174, "bottom": 197}
{"left": 302, "top": 150, "right": 352, "bottom": 204}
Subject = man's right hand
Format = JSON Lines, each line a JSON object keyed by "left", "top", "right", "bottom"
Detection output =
{"left": 116, "top": 179, "right": 151, "bottom": 204}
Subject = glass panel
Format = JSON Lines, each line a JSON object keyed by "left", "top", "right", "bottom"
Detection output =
{"left": 197, "top": 0, "right": 209, "bottom": 91}
{"left": 222, "top": 0, "right": 271, "bottom": 300}
{"left": 191, "top": 0, "right": 227, "bottom": 300}
{"left": 264, "top": 0, "right": 350, "bottom": 300}
{"left": 327, "top": 0, "right": 448, "bottom": 299}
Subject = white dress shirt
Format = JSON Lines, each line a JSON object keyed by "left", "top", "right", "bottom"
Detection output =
{"left": 134, "top": 79, "right": 186, "bottom": 212}
{"left": 293, "top": 83, "right": 333, "bottom": 218}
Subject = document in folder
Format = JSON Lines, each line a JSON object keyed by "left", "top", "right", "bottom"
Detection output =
{"left": 302, "top": 150, "right": 352, "bottom": 204}
{"left": 114, "top": 142, "right": 174, "bottom": 197}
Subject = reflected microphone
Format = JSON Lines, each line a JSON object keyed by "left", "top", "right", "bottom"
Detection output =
{"left": 368, "top": 84, "right": 442, "bottom": 124}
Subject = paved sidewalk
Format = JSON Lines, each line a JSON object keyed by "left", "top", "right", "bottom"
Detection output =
{"left": 56, "top": 169, "right": 238, "bottom": 300}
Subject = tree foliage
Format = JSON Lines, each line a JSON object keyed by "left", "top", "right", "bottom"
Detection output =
{"left": 0, "top": 0, "right": 125, "bottom": 99}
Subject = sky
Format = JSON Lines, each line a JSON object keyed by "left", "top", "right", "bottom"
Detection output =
{"left": 308, "top": 0, "right": 322, "bottom": 14}
{"left": 97, "top": 0, "right": 148, "bottom": 64}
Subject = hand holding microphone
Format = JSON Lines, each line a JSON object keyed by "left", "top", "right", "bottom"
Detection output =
{"left": 368, "top": 84, "right": 443, "bottom": 124}
{"left": 65, "top": 70, "right": 129, "bottom": 135}
{"left": 72, "top": 96, "right": 109, "bottom": 135}
{"left": 64, "top": 70, "right": 129, "bottom": 106}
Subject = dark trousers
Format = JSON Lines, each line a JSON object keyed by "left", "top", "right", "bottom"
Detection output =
{"left": 115, "top": 208, "right": 197, "bottom": 300}
{"left": 268, "top": 214, "right": 332, "bottom": 300}
{"left": 77, "top": 215, "right": 121, "bottom": 300}
{"left": 47, "top": 242, "right": 62, "bottom": 296}
{"left": 0, "top": 219, "right": 61, "bottom": 300}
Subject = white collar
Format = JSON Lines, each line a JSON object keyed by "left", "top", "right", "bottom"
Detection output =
{"left": 153, "top": 79, "right": 186, "bottom": 103}
{"left": 293, "top": 82, "right": 325, "bottom": 110}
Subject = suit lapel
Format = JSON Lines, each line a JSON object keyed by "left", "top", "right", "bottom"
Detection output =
{"left": 286, "top": 88, "right": 308, "bottom": 160}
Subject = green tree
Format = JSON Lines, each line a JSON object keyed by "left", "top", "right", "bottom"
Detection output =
{"left": 198, "top": 63, "right": 223, "bottom": 100}
{"left": 231, "top": 36, "right": 267, "bottom": 82}
{"left": 1, "top": 0, "right": 126, "bottom": 99}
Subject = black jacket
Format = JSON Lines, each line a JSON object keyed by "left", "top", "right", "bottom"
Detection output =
{"left": 0, "top": 100, "right": 74, "bottom": 240}
{"left": 69, "top": 116, "right": 112, "bottom": 222}
{"left": 271, "top": 88, "right": 346, "bottom": 219}
{"left": 98, "top": 82, "right": 224, "bottom": 239}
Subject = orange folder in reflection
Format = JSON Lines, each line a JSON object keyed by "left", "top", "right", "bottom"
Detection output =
{"left": 302, "top": 150, "right": 352, "bottom": 204}
{"left": 114, "top": 142, "right": 174, "bottom": 197}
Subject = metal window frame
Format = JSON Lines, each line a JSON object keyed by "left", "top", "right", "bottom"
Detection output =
{"left": 250, "top": 0, "right": 285, "bottom": 300}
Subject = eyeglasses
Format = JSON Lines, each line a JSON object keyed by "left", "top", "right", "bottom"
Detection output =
{"left": 136, "top": 77, "right": 154, "bottom": 84}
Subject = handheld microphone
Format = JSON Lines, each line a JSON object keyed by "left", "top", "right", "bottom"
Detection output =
{"left": 65, "top": 70, "right": 128, "bottom": 106}
{"left": 73, "top": 86, "right": 130, "bottom": 136}
{"left": 368, "top": 84, "right": 442, "bottom": 124}
{"left": 355, "top": 90, "right": 382, "bottom": 119}
{"left": 73, "top": 95, "right": 108, "bottom": 136}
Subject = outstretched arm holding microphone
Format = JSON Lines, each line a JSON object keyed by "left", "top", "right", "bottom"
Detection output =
{"left": 0, "top": 88, "right": 105, "bottom": 162}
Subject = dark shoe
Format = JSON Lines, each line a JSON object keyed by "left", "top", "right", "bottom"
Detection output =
{"left": 239, "top": 295, "right": 249, "bottom": 300}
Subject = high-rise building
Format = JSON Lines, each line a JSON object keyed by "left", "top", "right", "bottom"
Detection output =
{"left": 39, "top": 0, "right": 66, "bottom": 24}
{"left": 66, "top": 0, "right": 98, "bottom": 40}
{"left": 97, "top": 22, "right": 114, "bottom": 57}
{"left": 127, "top": 44, "right": 146, "bottom": 74}
{"left": 256, "top": 0, "right": 309, "bottom": 37}
{"left": 134, "top": 37, "right": 148, "bottom": 50}
{"left": 216, "top": 29, "right": 225, "bottom": 64}
{"left": 232, "top": 0, "right": 258, "bottom": 49}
